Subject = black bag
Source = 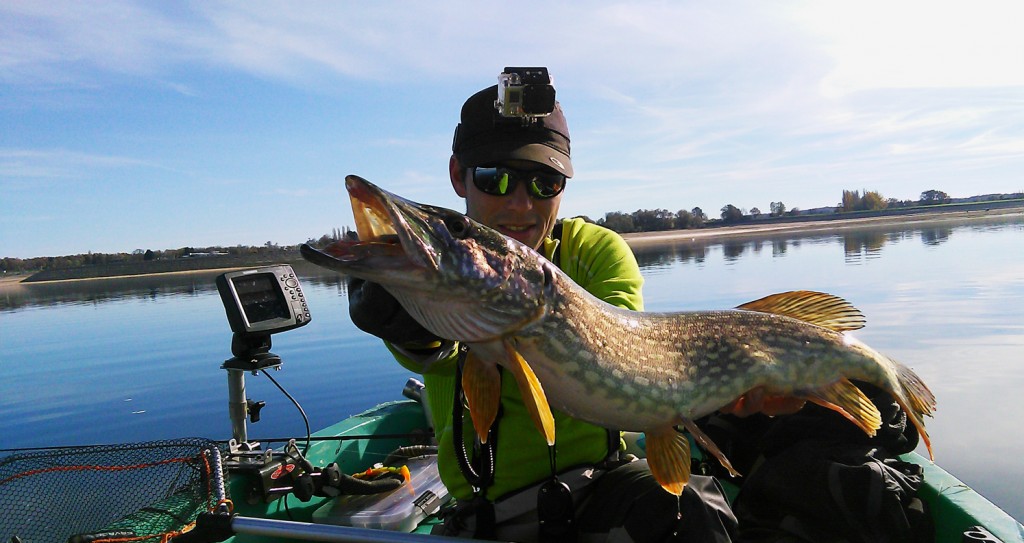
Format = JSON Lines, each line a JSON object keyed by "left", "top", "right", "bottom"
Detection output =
{"left": 732, "top": 440, "right": 931, "bottom": 543}
{"left": 700, "top": 383, "right": 934, "bottom": 543}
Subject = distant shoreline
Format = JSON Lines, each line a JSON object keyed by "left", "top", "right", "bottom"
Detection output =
{"left": 622, "top": 205, "right": 1024, "bottom": 246}
{"left": 0, "top": 267, "right": 252, "bottom": 291}
{"left": 4, "top": 204, "right": 1022, "bottom": 290}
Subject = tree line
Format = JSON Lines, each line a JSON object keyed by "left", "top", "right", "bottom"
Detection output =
{"left": 4, "top": 190, "right": 1020, "bottom": 274}
{"left": 594, "top": 189, "right": 1018, "bottom": 234}
{"left": 838, "top": 189, "right": 949, "bottom": 212}
{"left": 594, "top": 200, "right": 795, "bottom": 233}
{"left": 2, "top": 228, "right": 353, "bottom": 276}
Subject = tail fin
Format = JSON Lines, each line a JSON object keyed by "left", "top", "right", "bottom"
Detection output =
{"left": 894, "top": 362, "right": 937, "bottom": 460}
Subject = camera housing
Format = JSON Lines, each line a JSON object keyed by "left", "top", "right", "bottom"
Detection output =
{"left": 496, "top": 67, "right": 556, "bottom": 120}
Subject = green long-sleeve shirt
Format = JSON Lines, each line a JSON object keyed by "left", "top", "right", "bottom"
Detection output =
{"left": 387, "top": 218, "right": 644, "bottom": 501}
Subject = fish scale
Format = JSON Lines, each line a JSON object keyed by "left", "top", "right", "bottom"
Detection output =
{"left": 301, "top": 174, "right": 936, "bottom": 496}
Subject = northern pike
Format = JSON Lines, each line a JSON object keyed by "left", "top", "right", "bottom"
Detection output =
{"left": 301, "top": 175, "right": 936, "bottom": 496}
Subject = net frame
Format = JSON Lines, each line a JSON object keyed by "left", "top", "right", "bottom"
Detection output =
{"left": 0, "top": 438, "right": 230, "bottom": 543}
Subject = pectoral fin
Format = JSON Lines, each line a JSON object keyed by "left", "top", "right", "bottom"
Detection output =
{"left": 644, "top": 427, "right": 691, "bottom": 496}
{"left": 462, "top": 350, "right": 501, "bottom": 444}
{"left": 502, "top": 339, "right": 556, "bottom": 446}
{"left": 804, "top": 378, "right": 882, "bottom": 436}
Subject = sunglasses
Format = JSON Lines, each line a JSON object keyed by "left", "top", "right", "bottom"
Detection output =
{"left": 471, "top": 167, "right": 566, "bottom": 199}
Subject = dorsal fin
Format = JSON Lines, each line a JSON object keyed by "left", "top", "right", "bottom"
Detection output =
{"left": 736, "top": 291, "right": 865, "bottom": 331}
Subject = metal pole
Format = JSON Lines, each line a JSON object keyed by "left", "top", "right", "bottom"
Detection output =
{"left": 226, "top": 368, "right": 248, "bottom": 445}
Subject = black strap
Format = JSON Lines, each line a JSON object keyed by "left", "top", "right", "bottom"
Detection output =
{"left": 452, "top": 344, "right": 502, "bottom": 539}
{"left": 452, "top": 344, "right": 497, "bottom": 491}
{"left": 471, "top": 495, "right": 497, "bottom": 540}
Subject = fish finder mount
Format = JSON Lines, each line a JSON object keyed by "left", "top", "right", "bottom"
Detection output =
{"left": 215, "top": 265, "right": 311, "bottom": 451}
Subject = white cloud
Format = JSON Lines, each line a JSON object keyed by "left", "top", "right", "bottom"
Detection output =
{"left": 6, "top": 0, "right": 1023, "bottom": 99}
{"left": 788, "top": 0, "right": 1024, "bottom": 96}
{"left": 0, "top": 1, "right": 208, "bottom": 84}
{"left": 0, "top": 148, "right": 165, "bottom": 181}
{"left": 0, "top": 1, "right": 804, "bottom": 88}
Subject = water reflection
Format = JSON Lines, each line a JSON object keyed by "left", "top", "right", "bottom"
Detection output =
{"left": 921, "top": 225, "right": 953, "bottom": 246}
{"left": 843, "top": 230, "right": 886, "bottom": 263}
{"left": 632, "top": 243, "right": 708, "bottom": 271}
{"left": 631, "top": 213, "right": 1023, "bottom": 271}
{"left": 722, "top": 239, "right": 747, "bottom": 262}
{"left": 772, "top": 239, "right": 788, "bottom": 257}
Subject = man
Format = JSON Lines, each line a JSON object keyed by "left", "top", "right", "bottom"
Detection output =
{"left": 347, "top": 71, "right": 737, "bottom": 542}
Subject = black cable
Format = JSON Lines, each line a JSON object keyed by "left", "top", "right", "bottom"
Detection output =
{"left": 282, "top": 492, "right": 294, "bottom": 520}
{"left": 259, "top": 369, "right": 312, "bottom": 455}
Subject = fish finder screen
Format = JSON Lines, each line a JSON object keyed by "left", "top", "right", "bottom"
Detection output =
{"left": 234, "top": 274, "right": 290, "bottom": 324}
{"left": 216, "top": 264, "right": 310, "bottom": 337}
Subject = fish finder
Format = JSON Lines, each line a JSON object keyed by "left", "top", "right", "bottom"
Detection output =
{"left": 216, "top": 264, "right": 312, "bottom": 447}
{"left": 217, "top": 265, "right": 311, "bottom": 338}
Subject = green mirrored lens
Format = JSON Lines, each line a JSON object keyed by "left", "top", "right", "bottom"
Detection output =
{"left": 529, "top": 180, "right": 544, "bottom": 197}
{"left": 473, "top": 167, "right": 564, "bottom": 199}
{"left": 529, "top": 175, "right": 563, "bottom": 198}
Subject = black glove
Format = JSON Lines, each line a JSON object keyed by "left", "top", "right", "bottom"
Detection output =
{"left": 347, "top": 277, "right": 442, "bottom": 348}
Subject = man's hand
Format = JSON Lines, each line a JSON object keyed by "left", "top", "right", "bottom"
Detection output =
{"left": 719, "top": 387, "right": 806, "bottom": 417}
{"left": 347, "top": 277, "right": 442, "bottom": 348}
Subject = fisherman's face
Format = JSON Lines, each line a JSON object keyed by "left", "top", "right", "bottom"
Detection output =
{"left": 449, "top": 156, "right": 563, "bottom": 251}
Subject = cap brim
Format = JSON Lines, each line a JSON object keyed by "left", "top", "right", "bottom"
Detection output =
{"left": 458, "top": 141, "right": 574, "bottom": 178}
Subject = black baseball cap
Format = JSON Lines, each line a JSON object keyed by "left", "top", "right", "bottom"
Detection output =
{"left": 452, "top": 85, "right": 573, "bottom": 177}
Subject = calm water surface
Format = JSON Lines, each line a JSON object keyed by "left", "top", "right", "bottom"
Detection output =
{"left": 2, "top": 212, "right": 1022, "bottom": 521}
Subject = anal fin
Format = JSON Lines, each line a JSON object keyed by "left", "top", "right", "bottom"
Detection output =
{"left": 644, "top": 427, "right": 692, "bottom": 496}
{"left": 804, "top": 378, "right": 882, "bottom": 436}
{"left": 462, "top": 350, "right": 501, "bottom": 444}
{"left": 502, "top": 339, "right": 556, "bottom": 446}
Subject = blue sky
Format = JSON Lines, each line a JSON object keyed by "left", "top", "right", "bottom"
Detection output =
{"left": 3, "top": 1, "right": 1023, "bottom": 259}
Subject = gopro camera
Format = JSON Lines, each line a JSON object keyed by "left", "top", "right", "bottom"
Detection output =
{"left": 496, "top": 67, "right": 556, "bottom": 120}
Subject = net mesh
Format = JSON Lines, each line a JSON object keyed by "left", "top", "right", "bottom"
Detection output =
{"left": 0, "top": 438, "right": 229, "bottom": 543}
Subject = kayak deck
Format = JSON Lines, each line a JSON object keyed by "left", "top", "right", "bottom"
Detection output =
{"left": 224, "top": 399, "right": 1022, "bottom": 542}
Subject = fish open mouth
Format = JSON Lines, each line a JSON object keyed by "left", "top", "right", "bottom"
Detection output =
{"left": 348, "top": 175, "right": 400, "bottom": 244}
{"left": 300, "top": 175, "right": 428, "bottom": 268}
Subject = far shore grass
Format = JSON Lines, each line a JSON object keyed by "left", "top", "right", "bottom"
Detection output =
{"left": 4, "top": 204, "right": 1021, "bottom": 290}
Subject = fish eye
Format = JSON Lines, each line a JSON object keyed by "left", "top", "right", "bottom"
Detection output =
{"left": 445, "top": 215, "right": 472, "bottom": 239}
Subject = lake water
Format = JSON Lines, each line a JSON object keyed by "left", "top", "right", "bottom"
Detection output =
{"left": 2, "top": 212, "right": 1022, "bottom": 521}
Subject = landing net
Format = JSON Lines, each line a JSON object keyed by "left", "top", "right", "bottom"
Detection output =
{"left": 0, "top": 438, "right": 229, "bottom": 543}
